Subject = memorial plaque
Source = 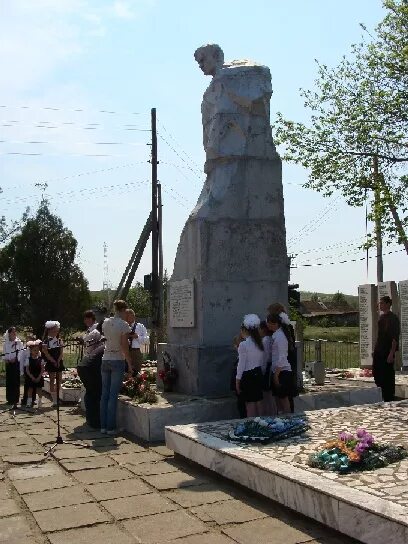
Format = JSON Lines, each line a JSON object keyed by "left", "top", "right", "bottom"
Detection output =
{"left": 399, "top": 280, "right": 408, "bottom": 369}
{"left": 169, "top": 279, "right": 195, "bottom": 328}
{"left": 358, "top": 284, "right": 378, "bottom": 368}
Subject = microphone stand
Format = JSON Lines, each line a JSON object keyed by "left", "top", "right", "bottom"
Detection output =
{"left": 43, "top": 337, "right": 105, "bottom": 459}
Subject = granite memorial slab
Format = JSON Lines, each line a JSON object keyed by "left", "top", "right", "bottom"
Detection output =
{"left": 166, "top": 402, "right": 408, "bottom": 544}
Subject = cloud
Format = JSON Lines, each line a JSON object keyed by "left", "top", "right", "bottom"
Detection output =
{"left": 111, "top": 1, "right": 137, "bottom": 19}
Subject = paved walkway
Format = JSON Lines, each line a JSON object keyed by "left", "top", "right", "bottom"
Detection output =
{"left": 0, "top": 388, "right": 358, "bottom": 544}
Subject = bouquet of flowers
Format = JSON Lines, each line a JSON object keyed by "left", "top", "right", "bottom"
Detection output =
{"left": 158, "top": 352, "right": 178, "bottom": 392}
{"left": 229, "top": 416, "right": 310, "bottom": 444}
{"left": 122, "top": 372, "right": 158, "bottom": 404}
{"left": 308, "top": 427, "right": 407, "bottom": 473}
{"left": 359, "top": 368, "right": 373, "bottom": 378}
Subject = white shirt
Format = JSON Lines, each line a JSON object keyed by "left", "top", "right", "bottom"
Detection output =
{"left": 3, "top": 338, "right": 23, "bottom": 362}
{"left": 236, "top": 336, "right": 264, "bottom": 380}
{"left": 45, "top": 337, "right": 62, "bottom": 349}
{"left": 18, "top": 348, "right": 30, "bottom": 375}
{"left": 271, "top": 328, "right": 292, "bottom": 373}
{"left": 129, "top": 322, "right": 149, "bottom": 349}
{"left": 83, "top": 323, "right": 102, "bottom": 355}
{"left": 102, "top": 316, "right": 130, "bottom": 361}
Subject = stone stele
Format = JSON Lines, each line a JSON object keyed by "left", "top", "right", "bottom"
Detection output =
{"left": 167, "top": 44, "right": 288, "bottom": 396}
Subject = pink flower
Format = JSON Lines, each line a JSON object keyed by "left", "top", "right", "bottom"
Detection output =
{"left": 339, "top": 431, "right": 353, "bottom": 442}
{"left": 356, "top": 428, "right": 367, "bottom": 439}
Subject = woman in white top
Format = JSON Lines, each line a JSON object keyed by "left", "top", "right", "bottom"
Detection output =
{"left": 259, "top": 321, "right": 277, "bottom": 416}
{"left": 3, "top": 327, "right": 23, "bottom": 405}
{"left": 267, "top": 313, "right": 293, "bottom": 414}
{"left": 100, "top": 300, "right": 132, "bottom": 435}
{"left": 236, "top": 314, "right": 264, "bottom": 417}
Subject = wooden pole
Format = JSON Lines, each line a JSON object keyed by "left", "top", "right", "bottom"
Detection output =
{"left": 373, "top": 155, "right": 384, "bottom": 282}
{"left": 158, "top": 183, "right": 164, "bottom": 340}
{"left": 150, "top": 108, "right": 159, "bottom": 359}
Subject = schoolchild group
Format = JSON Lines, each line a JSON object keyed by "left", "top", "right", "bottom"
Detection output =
{"left": 233, "top": 302, "right": 297, "bottom": 418}
{"left": 3, "top": 321, "right": 64, "bottom": 408}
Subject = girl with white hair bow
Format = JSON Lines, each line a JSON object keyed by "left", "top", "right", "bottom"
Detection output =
{"left": 42, "top": 321, "right": 64, "bottom": 406}
{"left": 236, "top": 314, "right": 265, "bottom": 417}
{"left": 3, "top": 327, "right": 23, "bottom": 406}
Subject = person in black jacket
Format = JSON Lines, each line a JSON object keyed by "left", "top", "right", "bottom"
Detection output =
{"left": 77, "top": 321, "right": 104, "bottom": 428}
{"left": 373, "top": 296, "right": 400, "bottom": 402}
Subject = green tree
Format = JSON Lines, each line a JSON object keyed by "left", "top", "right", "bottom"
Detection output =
{"left": 310, "top": 293, "right": 320, "bottom": 302}
{"left": 126, "top": 282, "right": 151, "bottom": 318}
{"left": 0, "top": 208, "right": 30, "bottom": 245}
{"left": 331, "top": 291, "right": 347, "bottom": 306}
{"left": 274, "top": 0, "right": 408, "bottom": 250}
{"left": 0, "top": 200, "right": 90, "bottom": 335}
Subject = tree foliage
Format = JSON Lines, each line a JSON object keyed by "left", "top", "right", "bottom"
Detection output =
{"left": 0, "top": 200, "right": 90, "bottom": 334}
{"left": 274, "top": 0, "right": 408, "bottom": 246}
{"left": 126, "top": 282, "right": 151, "bottom": 318}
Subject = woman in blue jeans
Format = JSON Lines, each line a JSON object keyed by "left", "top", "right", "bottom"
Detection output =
{"left": 100, "top": 300, "right": 132, "bottom": 435}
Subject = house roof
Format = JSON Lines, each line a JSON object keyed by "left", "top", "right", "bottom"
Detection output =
{"left": 300, "top": 300, "right": 358, "bottom": 316}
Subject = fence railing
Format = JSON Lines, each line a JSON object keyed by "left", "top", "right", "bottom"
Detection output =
{"left": 303, "top": 338, "right": 360, "bottom": 369}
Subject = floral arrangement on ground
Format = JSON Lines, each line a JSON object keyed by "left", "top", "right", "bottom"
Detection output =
{"left": 122, "top": 371, "right": 158, "bottom": 404}
{"left": 229, "top": 416, "right": 310, "bottom": 444}
{"left": 308, "top": 427, "right": 408, "bottom": 473}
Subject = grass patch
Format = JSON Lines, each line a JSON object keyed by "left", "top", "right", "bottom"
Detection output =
{"left": 304, "top": 326, "right": 359, "bottom": 343}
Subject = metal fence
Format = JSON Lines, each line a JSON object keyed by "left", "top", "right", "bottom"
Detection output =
{"left": 303, "top": 338, "right": 360, "bottom": 369}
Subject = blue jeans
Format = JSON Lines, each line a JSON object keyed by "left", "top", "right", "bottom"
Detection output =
{"left": 100, "top": 359, "right": 125, "bottom": 431}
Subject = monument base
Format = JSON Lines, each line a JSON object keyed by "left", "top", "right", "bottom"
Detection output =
{"left": 166, "top": 401, "right": 408, "bottom": 544}
{"left": 113, "top": 378, "right": 381, "bottom": 442}
{"left": 164, "top": 343, "right": 235, "bottom": 396}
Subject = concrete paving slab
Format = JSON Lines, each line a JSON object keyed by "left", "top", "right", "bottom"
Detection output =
{"left": 32, "top": 502, "right": 110, "bottom": 532}
{"left": 47, "top": 522, "right": 136, "bottom": 544}
{"left": 222, "top": 517, "right": 330, "bottom": 544}
{"left": 141, "top": 470, "right": 208, "bottom": 491}
{"left": 72, "top": 466, "right": 132, "bottom": 485}
{"left": 0, "top": 498, "right": 20, "bottom": 517}
{"left": 191, "top": 500, "right": 268, "bottom": 524}
{"left": 125, "top": 461, "right": 179, "bottom": 476}
{"left": 109, "top": 451, "right": 162, "bottom": 465}
{"left": 7, "top": 462, "right": 63, "bottom": 481}
{"left": 22, "top": 485, "right": 94, "bottom": 512}
{"left": 165, "top": 484, "right": 235, "bottom": 508}
{"left": 86, "top": 479, "right": 152, "bottom": 501}
{"left": 123, "top": 510, "right": 207, "bottom": 543}
{"left": 0, "top": 515, "right": 33, "bottom": 543}
{"left": 13, "top": 473, "right": 75, "bottom": 494}
{"left": 59, "top": 455, "right": 115, "bottom": 472}
{"left": 101, "top": 492, "right": 178, "bottom": 520}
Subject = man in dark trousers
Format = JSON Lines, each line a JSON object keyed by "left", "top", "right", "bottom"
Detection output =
{"left": 77, "top": 318, "right": 104, "bottom": 429}
{"left": 373, "top": 295, "right": 400, "bottom": 402}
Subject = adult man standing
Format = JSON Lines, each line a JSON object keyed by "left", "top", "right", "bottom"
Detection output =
{"left": 77, "top": 310, "right": 103, "bottom": 429}
{"left": 125, "top": 309, "right": 149, "bottom": 375}
{"left": 373, "top": 295, "right": 400, "bottom": 402}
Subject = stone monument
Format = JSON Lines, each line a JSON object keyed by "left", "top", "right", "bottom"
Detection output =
{"left": 398, "top": 280, "right": 408, "bottom": 370}
{"left": 167, "top": 44, "right": 288, "bottom": 396}
{"left": 358, "top": 284, "right": 378, "bottom": 368}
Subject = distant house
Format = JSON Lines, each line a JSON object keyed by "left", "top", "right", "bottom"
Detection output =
{"left": 299, "top": 300, "right": 359, "bottom": 326}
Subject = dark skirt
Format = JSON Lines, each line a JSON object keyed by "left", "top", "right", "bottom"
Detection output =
{"left": 240, "top": 367, "right": 263, "bottom": 403}
{"left": 271, "top": 370, "right": 293, "bottom": 399}
{"left": 25, "top": 360, "right": 44, "bottom": 389}
{"left": 44, "top": 347, "right": 65, "bottom": 373}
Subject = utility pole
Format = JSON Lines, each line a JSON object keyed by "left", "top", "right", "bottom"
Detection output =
{"left": 158, "top": 183, "right": 164, "bottom": 340}
{"left": 150, "top": 108, "right": 159, "bottom": 359}
{"left": 373, "top": 155, "right": 384, "bottom": 282}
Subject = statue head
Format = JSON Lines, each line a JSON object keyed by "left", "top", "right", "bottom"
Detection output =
{"left": 194, "top": 44, "right": 224, "bottom": 76}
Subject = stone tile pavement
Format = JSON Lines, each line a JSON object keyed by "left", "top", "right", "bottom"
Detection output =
{"left": 0, "top": 387, "right": 359, "bottom": 544}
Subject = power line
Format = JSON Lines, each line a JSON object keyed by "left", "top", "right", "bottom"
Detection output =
{"left": 291, "top": 247, "right": 405, "bottom": 268}
{"left": 0, "top": 104, "right": 148, "bottom": 116}
{"left": 158, "top": 121, "right": 202, "bottom": 173}
{"left": 158, "top": 133, "right": 203, "bottom": 179}
{"left": 1, "top": 120, "right": 151, "bottom": 132}
{"left": 1, "top": 151, "right": 141, "bottom": 158}
{"left": 0, "top": 179, "right": 149, "bottom": 207}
